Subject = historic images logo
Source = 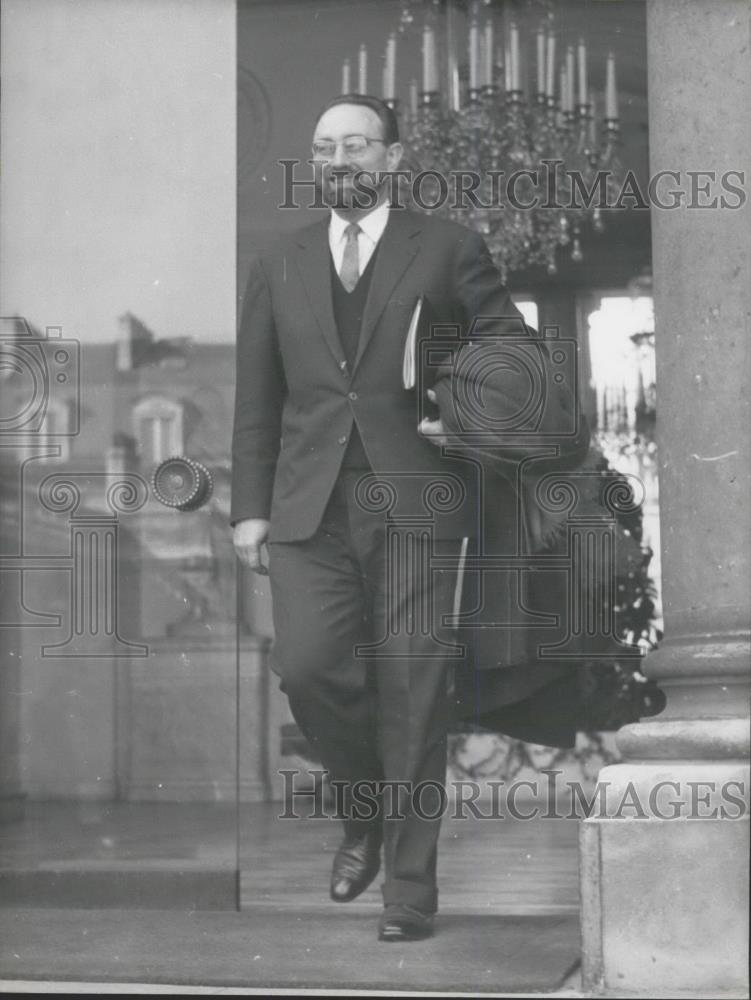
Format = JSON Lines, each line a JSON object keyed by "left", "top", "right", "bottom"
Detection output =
{"left": 0, "top": 316, "right": 149, "bottom": 658}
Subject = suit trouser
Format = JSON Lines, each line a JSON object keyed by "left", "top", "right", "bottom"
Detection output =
{"left": 268, "top": 470, "right": 464, "bottom": 914}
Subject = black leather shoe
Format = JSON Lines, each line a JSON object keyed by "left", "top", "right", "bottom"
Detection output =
{"left": 329, "top": 829, "right": 382, "bottom": 902}
{"left": 378, "top": 904, "right": 434, "bottom": 942}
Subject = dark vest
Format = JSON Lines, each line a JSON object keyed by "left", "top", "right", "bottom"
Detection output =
{"left": 330, "top": 243, "right": 380, "bottom": 469}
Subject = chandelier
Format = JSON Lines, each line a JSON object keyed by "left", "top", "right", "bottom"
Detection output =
{"left": 340, "top": 0, "right": 625, "bottom": 282}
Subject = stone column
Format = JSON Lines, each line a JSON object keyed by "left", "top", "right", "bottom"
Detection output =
{"left": 580, "top": 2, "right": 750, "bottom": 995}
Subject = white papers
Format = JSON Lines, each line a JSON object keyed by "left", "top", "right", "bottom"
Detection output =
{"left": 402, "top": 294, "right": 424, "bottom": 390}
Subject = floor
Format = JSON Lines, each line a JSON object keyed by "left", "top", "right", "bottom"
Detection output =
{"left": 0, "top": 801, "right": 581, "bottom": 914}
{"left": 0, "top": 985, "right": 584, "bottom": 998}
{"left": 0, "top": 801, "right": 582, "bottom": 993}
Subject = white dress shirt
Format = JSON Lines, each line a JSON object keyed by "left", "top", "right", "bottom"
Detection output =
{"left": 329, "top": 201, "right": 391, "bottom": 277}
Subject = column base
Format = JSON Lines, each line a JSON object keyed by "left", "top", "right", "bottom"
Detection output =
{"left": 581, "top": 760, "right": 750, "bottom": 996}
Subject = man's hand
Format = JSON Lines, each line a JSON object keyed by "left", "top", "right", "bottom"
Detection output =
{"left": 418, "top": 388, "right": 451, "bottom": 447}
{"left": 233, "top": 518, "right": 271, "bottom": 575}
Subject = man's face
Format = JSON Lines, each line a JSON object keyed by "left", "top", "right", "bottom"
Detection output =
{"left": 312, "top": 104, "right": 402, "bottom": 210}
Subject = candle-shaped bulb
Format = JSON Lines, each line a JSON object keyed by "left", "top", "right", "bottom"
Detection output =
{"left": 560, "top": 65, "right": 568, "bottom": 113}
{"left": 510, "top": 22, "right": 520, "bottom": 91}
{"left": 422, "top": 25, "right": 437, "bottom": 92}
{"left": 536, "top": 28, "right": 545, "bottom": 95}
{"left": 469, "top": 18, "right": 480, "bottom": 90}
{"left": 358, "top": 44, "right": 367, "bottom": 94}
{"left": 545, "top": 33, "right": 556, "bottom": 98}
{"left": 384, "top": 32, "right": 396, "bottom": 100}
{"left": 484, "top": 19, "right": 495, "bottom": 88}
{"left": 605, "top": 51, "right": 618, "bottom": 119}
{"left": 409, "top": 78, "right": 418, "bottom": 116}
{"left": 577, "top": 39, "right": 587, "bottom": 107}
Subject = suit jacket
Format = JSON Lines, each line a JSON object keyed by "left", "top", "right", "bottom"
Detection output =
{"left": 231, "top": 207, "right": 583, "bottom": 542}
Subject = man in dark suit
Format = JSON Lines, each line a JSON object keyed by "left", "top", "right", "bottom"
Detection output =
{"left": 231, "top": 94, "right": 575, "bottom": 941}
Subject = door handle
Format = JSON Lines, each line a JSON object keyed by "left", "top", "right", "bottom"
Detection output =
{"left": 151, "top": 456, "right": 214, "bottom": 511}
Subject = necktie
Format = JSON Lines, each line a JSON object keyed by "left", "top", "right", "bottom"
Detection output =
{"left": 339, "top": 223, "right": 361, "bottom": 292}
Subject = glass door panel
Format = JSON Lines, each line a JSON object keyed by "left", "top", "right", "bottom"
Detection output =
{"left": 0, "top": 0, "right": 240, "bottom": 910}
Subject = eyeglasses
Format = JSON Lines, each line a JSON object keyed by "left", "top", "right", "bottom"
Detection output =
{"left": 311, "top": 135, "right": 387, "bottom": 159}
